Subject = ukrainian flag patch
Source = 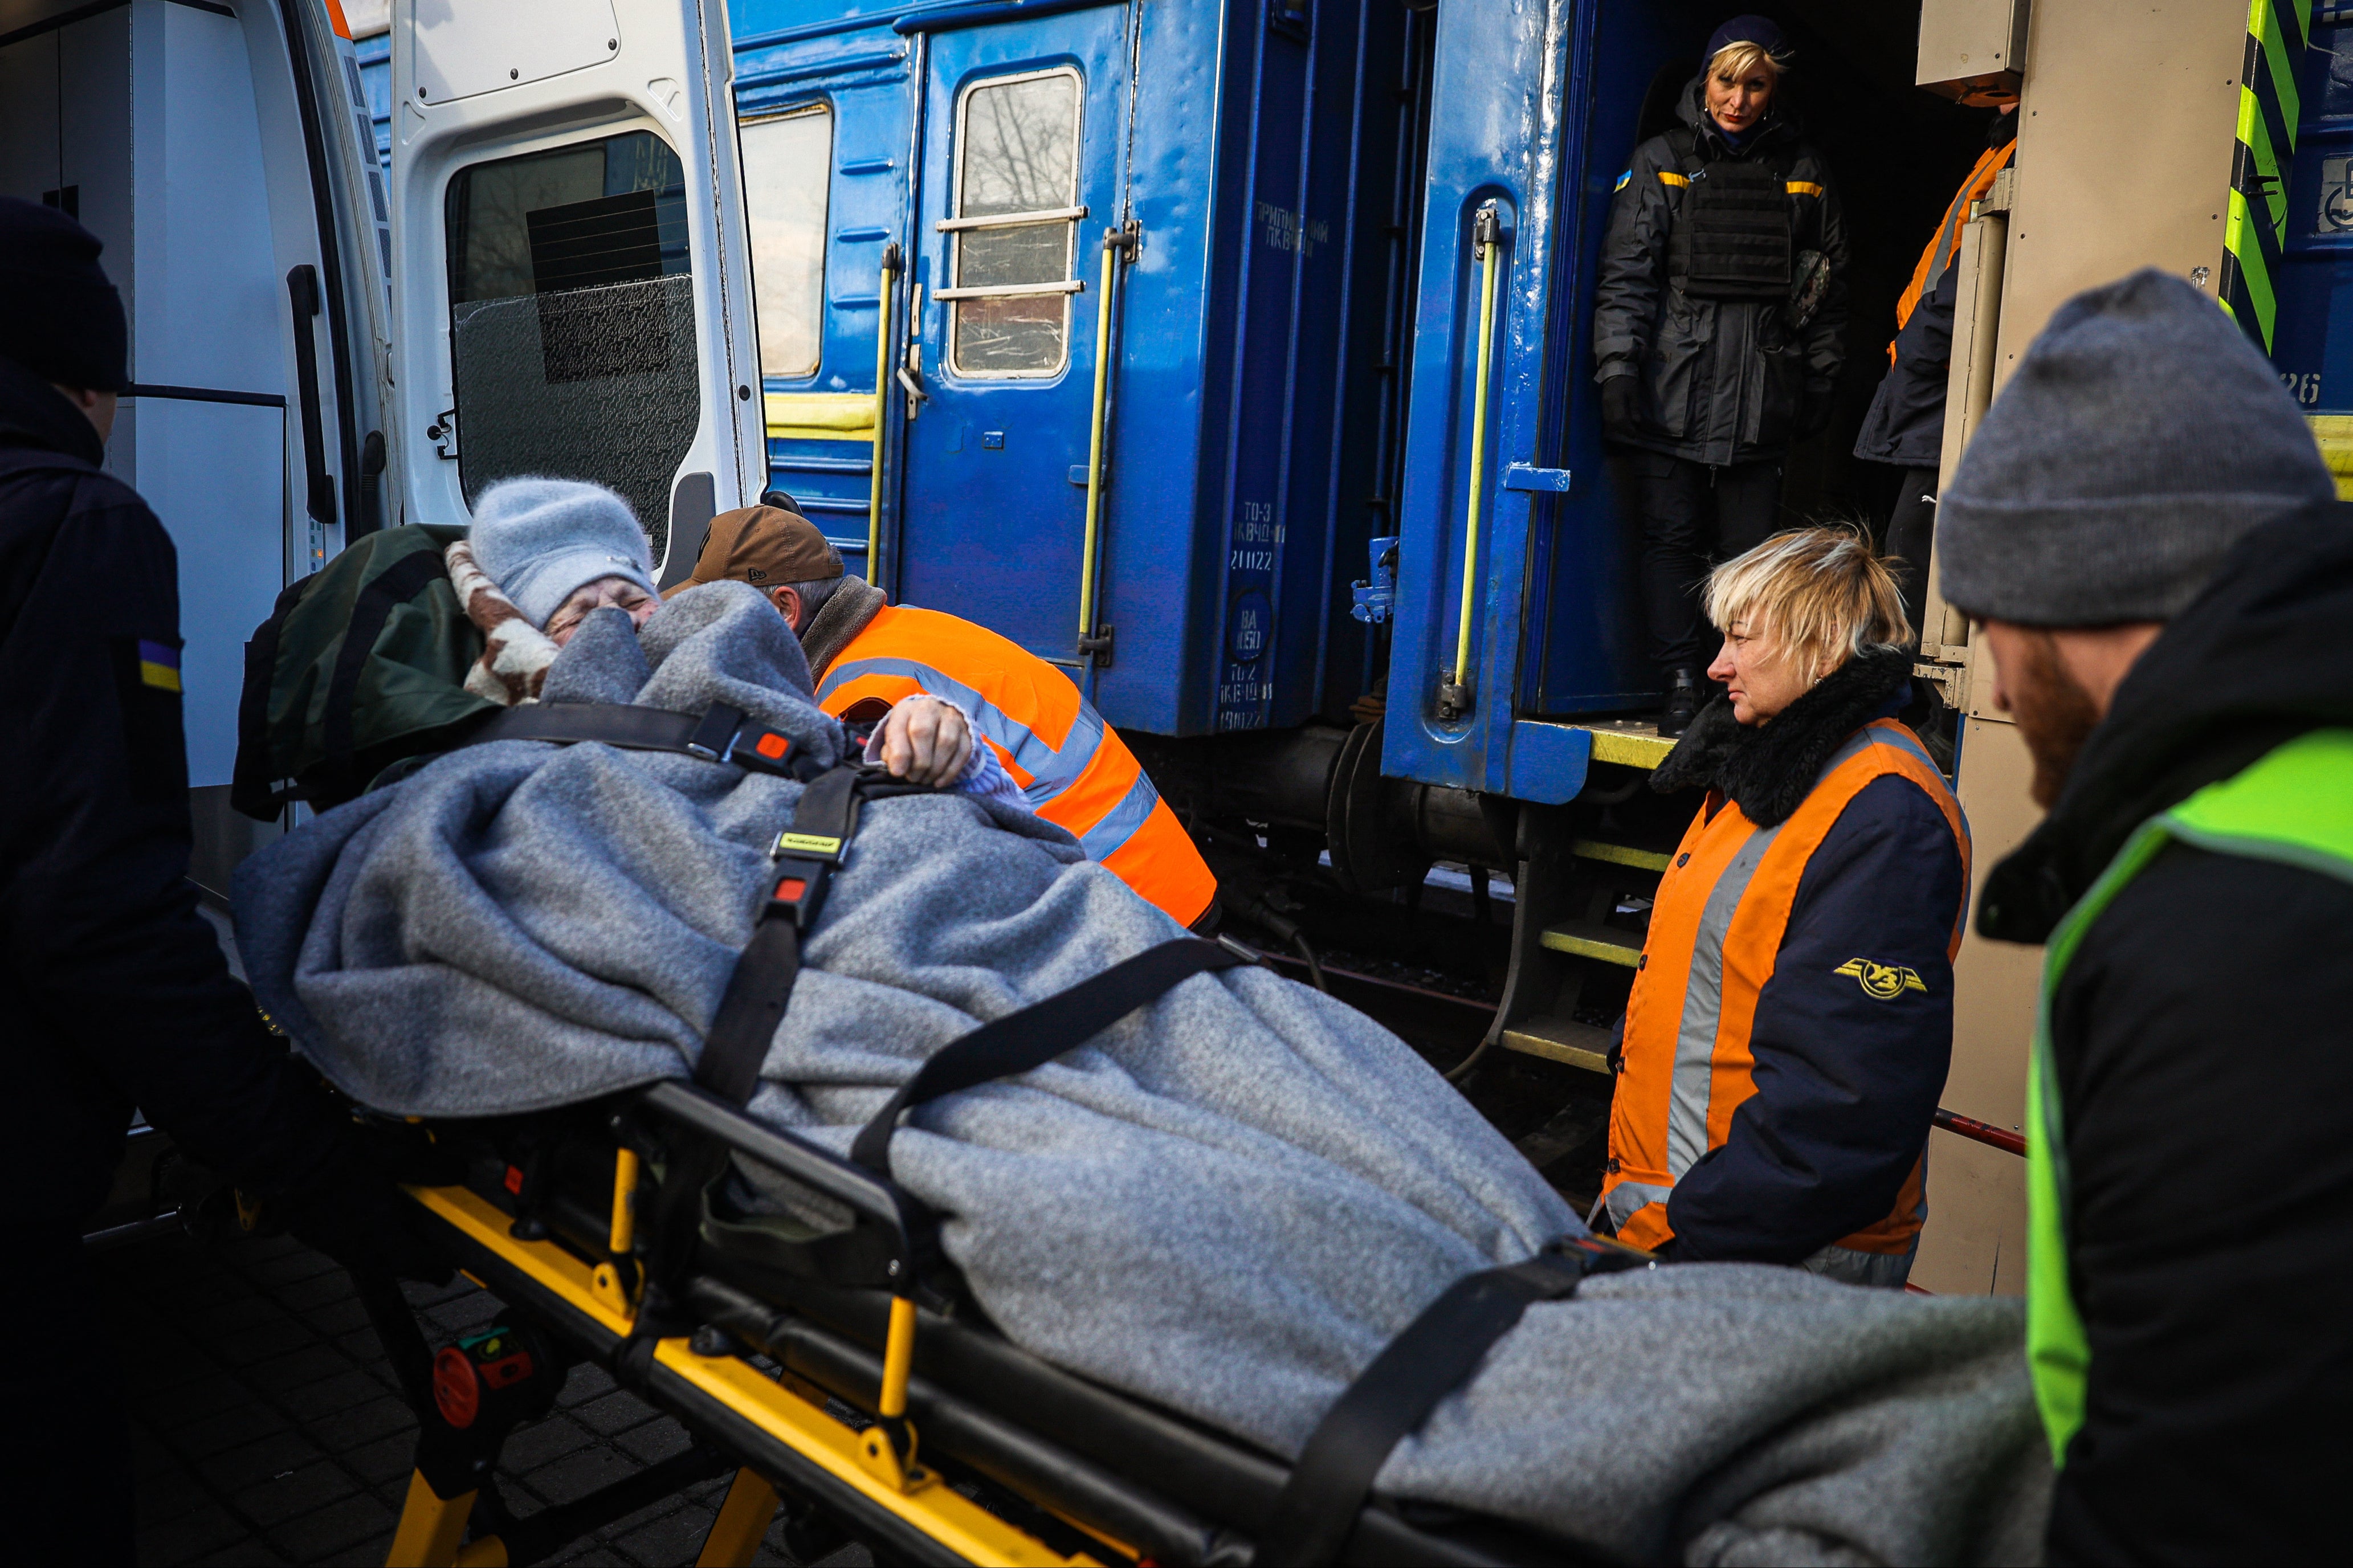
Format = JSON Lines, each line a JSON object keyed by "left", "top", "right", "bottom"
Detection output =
{"left": 137, "top": 639, "right": 182, "bottom": 693}
{"left": 1614, "top": 170, "right": 1630, "bottom": 191}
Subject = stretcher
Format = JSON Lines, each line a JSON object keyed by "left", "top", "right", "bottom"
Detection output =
{"left": 302, "top": 700, "right": 1647, "bottom": 1566}
{"left": 358, "top": 1077, "right": 1646, "bottom": 1568}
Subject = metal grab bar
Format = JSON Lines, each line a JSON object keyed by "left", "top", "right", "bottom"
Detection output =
{"left": 1933, "top": 1106, "right": 2026, "bottom": 1157}
{"left": 1077, "top": 223, "right": 1137, "bottom": 665}
{"left": 1439, "top": 204, "right": 1503, "bottom": 721}
{"left": 935, "top": 204, "right": 1087, "bottom": 233}
{"left": 867, "top": 244, "right": 902, "bottom": 589}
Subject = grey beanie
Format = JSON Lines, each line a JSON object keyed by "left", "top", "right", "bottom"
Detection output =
{"left": 468, "top": 477, "right": 659, "bottom": 628}
{"left": 1938, "top": 267, "right": 2336, "bottom": 626}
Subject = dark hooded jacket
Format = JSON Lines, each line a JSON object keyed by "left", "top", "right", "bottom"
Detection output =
{"left": 1853, "top": 111, "right": 2019, "bottom": 469}
{"left": 1592, "top": 81, "right": 1850, "bottom": 469}
{"left": 0, "top": 357, "right": 381, "bottom": 1241}
{"left": 1977, "top": 501, "right": 2353, "bottom": 1565}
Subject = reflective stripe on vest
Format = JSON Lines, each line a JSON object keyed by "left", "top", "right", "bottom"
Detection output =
{"left": 1604, "top": 720, "right": 1971, "bottom": 1253}
{"left": 814, "top": 606, "right": 1217, "bottom": 925}
{"left": 1889, "top": 137, "right": 2017, "bottom": 361}
{"left": 2027, "top": 728, "right": 2353, "bottom": 1465}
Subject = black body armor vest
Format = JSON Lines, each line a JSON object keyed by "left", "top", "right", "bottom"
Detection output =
{"left": 1665, "top": 127, "right": 1793, "bottom": 302}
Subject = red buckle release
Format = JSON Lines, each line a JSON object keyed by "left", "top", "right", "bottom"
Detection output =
{"left": 432, "top": 1346, "right": 480, "bottom": 1428}
{"left": 753, "top": 732, "right": 790, "bottom": 761}
{"left": 773, "top": 876, "right": 807, "bottom": 903}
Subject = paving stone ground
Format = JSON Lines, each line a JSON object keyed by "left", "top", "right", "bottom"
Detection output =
{"left": 96, "top": 1229, "right": 872, "bottom": 1567}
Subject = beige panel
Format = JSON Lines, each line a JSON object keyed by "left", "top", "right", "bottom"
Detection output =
{"left": 1992, "top": 2, "right": 2245, "bottom": 391}
{"left": 1916, "top": 716, "right": 2043, "bottom": 1295}
{"left": 1914, "top": 1132, "right": 2029, "bottom": 1294}
{"left": 1917, "top": 0, "right": 2029, "bottom": 103}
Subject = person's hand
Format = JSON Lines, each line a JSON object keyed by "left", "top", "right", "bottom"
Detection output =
{"left": 874, "top": 696, "right": 974, "bottom": 786}
{"left": 1600, "top": 375, "right": 1641, "bottom": 444}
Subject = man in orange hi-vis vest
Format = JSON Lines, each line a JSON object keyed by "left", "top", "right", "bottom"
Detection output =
{"left": 668, "top": 503, "right": 1218, "bottom": 929}
{"left": 1853, "top": 103, "right": 2018, "bottom": 639}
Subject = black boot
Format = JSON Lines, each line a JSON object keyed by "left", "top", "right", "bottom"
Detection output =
{"left": 1658, "top": 668, "right": 1702, "bottom": 738}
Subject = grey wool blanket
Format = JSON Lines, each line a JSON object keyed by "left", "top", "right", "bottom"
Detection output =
{"left": 234, "top": 585, "right": 2049, "bottom": 1566}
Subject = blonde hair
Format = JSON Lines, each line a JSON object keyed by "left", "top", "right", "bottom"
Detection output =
{"left": 1704, "top": 525, "right": 1911, "bottom": 677}
{"left": 1708, "top": 39, "right": 1784, "bottom": 85}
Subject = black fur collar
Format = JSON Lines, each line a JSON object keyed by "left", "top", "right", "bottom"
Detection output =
{"left": 1649, "top": 650, "right": 1914, "bottom": 826}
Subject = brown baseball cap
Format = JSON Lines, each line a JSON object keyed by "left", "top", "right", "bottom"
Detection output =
{"left": 662, "top": 504, "right": 844, "bottom": 599}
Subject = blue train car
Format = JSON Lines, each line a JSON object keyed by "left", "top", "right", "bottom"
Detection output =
{"left": 716, "top": 0, "right": 1974, "bottom": 753}
{"left": 698, "top": 0, "right": 1992, "bottom": 1071}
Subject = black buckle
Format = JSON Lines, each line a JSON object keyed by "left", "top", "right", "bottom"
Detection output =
{"left": 684, "top": 703, "right": 745, "bottom": 762}
{"left": 727, "top": 725, "right": 801, "bottom": 777}
{"left": 764, "top": 857, "right": 831, "bottom": 930}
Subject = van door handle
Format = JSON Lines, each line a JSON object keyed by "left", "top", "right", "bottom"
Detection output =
{"left": 285, "top": 265, "right": 336, "bottom": 526}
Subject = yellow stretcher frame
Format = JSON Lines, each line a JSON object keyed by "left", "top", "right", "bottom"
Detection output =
{"left": 382, "top": 1181, "right": 1106, "bottom": 1568}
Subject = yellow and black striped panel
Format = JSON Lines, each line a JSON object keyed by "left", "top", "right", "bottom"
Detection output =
{"left": 2220, "top": 0, "right": 2313, "bottom": 350}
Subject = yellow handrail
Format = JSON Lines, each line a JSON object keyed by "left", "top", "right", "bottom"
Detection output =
{"left": 1077, "top": 228, "right": 1123, "bottom": 656}
{"left": 867, "top": 248, "right": 899, "bottom": 587}
{"left": 1450, "top": 207, "right": 1503, "bottom": 708}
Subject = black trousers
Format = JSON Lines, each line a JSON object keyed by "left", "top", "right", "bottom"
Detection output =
{"left": 1632, "top": 451, "right": 1784, "bottom": 677}
{"left": 1882, "top": 465, "right": 1939, "bottom": 647}
{"left": 0, "top": 1226, "right": 133, "bottom": 1565}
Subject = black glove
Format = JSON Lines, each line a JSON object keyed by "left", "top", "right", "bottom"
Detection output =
{"left": 1600, "top": 375, "right": 1641, "bottom": 444}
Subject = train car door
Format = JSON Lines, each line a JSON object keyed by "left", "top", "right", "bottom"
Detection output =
{"left": 892, "top": 7, "right": 1132, "bottom": 667}
{"left": 389, "top": 0, "right": 764, "bottom": 575}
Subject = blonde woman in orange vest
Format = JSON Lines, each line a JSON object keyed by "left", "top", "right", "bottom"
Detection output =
{"left": 1598, "top": 527, "right": 1969, "bottom": 1288}
{"left": 668, "top": 501, "right": 1218, "bottom": 929}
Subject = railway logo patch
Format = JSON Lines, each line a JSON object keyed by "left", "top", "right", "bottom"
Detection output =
{"left": 1834, "top": 958, "right": 1927, "bottom": 1001}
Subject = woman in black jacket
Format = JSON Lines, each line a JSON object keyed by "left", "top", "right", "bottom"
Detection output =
{"left": 1592, "top": 15, "right": 1849, "bottom": 736}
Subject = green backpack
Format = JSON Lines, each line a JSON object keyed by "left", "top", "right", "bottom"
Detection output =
{"left": 231, "top": 525, "right": 496, "bottom": 819}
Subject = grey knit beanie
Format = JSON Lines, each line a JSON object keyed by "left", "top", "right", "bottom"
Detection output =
{"left": 1938, "top": 268, "right": 2336, "bottom": 626}
{"left": 468, "top": 477, "right": 658, "bottom": 629}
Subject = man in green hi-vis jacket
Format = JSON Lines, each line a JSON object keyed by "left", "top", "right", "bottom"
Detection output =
{"left": 1938, "top": 268, "right": 2353, "bottom": 1564}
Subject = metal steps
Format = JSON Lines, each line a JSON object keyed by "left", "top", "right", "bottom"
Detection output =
{"left": 1538, "top": 920, "right": 1643, "bottom": 966}
{"left": 1498, "top": 1013, "right": 1614, "bottom": 1073}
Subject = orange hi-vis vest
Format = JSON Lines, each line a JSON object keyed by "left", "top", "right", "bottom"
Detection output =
{"left": 1602, "top": 720, "right": 1971, "bottom": 1256}
{"left": 813, "top": 605, "right": 1217, "bottom": 926}
{"left": 1888, "top": 135, "right": 2018, "bottom": 362}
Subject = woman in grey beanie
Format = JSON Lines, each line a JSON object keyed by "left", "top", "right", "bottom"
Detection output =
{"left": 466, "top": 476, "right": 662, "bottom": 644}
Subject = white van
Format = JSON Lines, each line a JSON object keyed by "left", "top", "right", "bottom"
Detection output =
{"left": 0, "top": 0, "right": 766, "bottom": 892}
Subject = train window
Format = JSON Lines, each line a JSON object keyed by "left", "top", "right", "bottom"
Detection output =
{"left": 443, "top": 128, "right": 700, "bottom": 558}
{"left": 739, "top": 104, "right": 833, "bottom": 380}
{"left": 943, "top": 68, "right": 1082, "bottom": 377}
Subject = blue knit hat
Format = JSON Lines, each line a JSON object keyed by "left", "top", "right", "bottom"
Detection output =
{"left": 468, "top": 477, "right": 658, "bottom": 629}
{"left": 1705, "top": 14, "right": 1787, "bottom": 67}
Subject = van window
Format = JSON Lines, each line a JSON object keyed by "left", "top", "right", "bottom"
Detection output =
{"left": 945, "top": 68, "right": 1082, "bottom": 378}
{"left": 740, "top": 105, "right": 833, "bottom": 381}
{"left": 444, "top": 129, "right": 698, "bottom": 557}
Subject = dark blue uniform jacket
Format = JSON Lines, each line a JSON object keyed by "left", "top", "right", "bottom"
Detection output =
{"left": 0, "top": 358, "right": 347, "bottom": 1228}
{"left": 1646, "top": 653, "right": 1966, "bottom": 1264}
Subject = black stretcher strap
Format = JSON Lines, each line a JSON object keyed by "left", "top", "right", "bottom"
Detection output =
{"left": 850, "top": 938, "right": 1243, "bottom": 1175}
{"left": 469, "top": 701, "right": 816, "bottom": 779}
{"left": 694, "top": 766, "right": 866, "bottom": 1104}
{"left": 1257, "top": 1242, "right": 1643, "bottom": 1567}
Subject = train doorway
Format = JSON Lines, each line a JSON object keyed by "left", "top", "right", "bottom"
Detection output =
{"left": 1593, "top": 1, "right": 1994, "bottom": 532}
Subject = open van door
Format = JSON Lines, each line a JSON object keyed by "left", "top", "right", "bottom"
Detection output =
{"left": 389, "top": 0, "right": 763, "bottom": 577}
